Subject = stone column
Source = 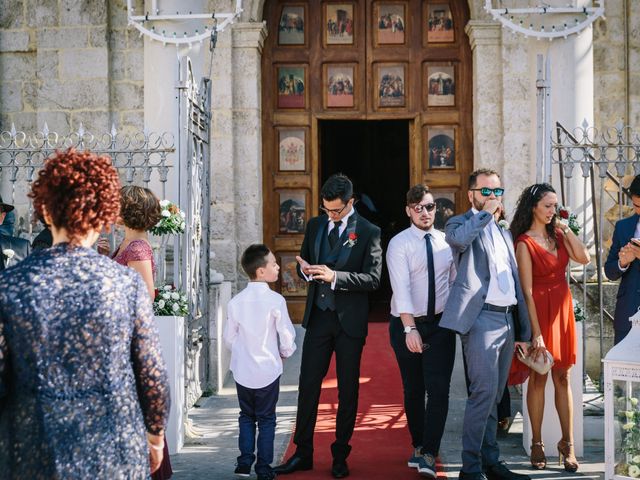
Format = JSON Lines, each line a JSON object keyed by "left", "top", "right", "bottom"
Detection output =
{"left": 231, "top": 22, "right": 268, "bottom": 276}
{"left": 466, "top": 21, "right": 504, "bottom": 175}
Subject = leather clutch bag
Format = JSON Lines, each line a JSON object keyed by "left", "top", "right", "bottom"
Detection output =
{"left": 516, "top": 344, "right": 554, "bottom": 376}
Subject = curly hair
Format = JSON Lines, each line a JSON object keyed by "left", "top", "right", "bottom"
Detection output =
{"left": 510, "top": 183, "right": 558, "bottom": 248}
{"left": 30, "top": 149, "right": 121, "bottom": 245}
{"left": 406, "top": 184, "right": 431, "bottom": 205}
{"left": 119, "top": 185, "right": 162, "bottom": 231}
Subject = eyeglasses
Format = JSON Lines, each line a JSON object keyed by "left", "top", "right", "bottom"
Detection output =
{"left": 470, "top": 187, "right": 505, "bottom": 197}
{"left": 410, "top": 202, "right": 436, "bottom": 213}
{"left": 320, "top": 203, "right": 349, "bottom": 215}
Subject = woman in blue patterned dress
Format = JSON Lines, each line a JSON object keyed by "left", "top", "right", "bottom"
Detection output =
{"left": 0, "top": 149, "right": 170, "bottom": 479}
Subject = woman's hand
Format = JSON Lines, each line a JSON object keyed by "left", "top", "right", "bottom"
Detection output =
{"left": 530, "top": 335, "right": 547, "bottom": 362}
{"left": 147, "top": 433, "right": 164, "bottom": 473}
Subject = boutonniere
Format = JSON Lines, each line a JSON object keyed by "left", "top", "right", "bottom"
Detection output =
{"left": 343, "top": 232, "right": 358, "bottom": 248}
{"left": 498, "top": 220, "right": 510, "bottom": 231}
{"left": 3, "top": 248, "right": 15, "bottom": 266}
{"left": 556, "top": 205, "right": 581, "bottom": 236}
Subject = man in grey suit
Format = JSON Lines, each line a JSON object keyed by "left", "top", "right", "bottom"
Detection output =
{"left": 440, "top": 169, "right": 531, "bottom": 480}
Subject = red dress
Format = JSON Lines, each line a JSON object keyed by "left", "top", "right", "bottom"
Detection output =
{"left": 113, "top": 239, "right": 173, "bottom": 479}
{"left": 508, "top": 230, "right": 577, "bottom": 385}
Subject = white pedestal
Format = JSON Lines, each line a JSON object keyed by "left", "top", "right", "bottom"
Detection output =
{"left": 155, "top": 315, "right": 185, "bottom": 455}
{"left": 523, "top": 322, "right": 583, "bottom": 457}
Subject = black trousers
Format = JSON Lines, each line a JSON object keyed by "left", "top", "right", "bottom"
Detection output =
{"left": 389, "top": 314, "right": 456, "bottom": 456}
{"left": 293, "top": 308, "right": 365, "bottom": 461}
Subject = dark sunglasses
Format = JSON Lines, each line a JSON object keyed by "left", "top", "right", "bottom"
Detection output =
{"left": 410, "top": 202, "right": 436, "bottom": 214}
{"left": 470, "top": 187, "right": 505, "bottom": 197}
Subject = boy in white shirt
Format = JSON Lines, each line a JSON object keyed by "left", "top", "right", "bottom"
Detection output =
{"left": 224, "top": 244, "right": 297, "bottom": 480}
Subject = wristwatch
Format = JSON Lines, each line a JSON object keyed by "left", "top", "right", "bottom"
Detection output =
{"left": 403, "top": 325, "right": 417, "bottom": 334}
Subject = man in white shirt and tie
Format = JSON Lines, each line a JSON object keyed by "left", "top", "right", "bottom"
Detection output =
{"left": 387, "top": 184, "right": 456, "bottom": 478}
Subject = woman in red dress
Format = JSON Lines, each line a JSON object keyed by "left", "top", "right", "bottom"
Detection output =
{"left": 113, "top": 185, "right": 173, "bottom": 480}
{"left": 508, "top": 184, "right": 589, "bottom": 472}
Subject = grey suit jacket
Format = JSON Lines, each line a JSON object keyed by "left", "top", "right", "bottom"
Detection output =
{"left": 440, "top": 209, "right": 531, "bottom": 341}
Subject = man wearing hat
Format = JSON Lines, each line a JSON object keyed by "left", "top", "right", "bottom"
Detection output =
{"left": 605, "top": 174, "right": 640, "bottom": 344}
{"left": 0, "top": 196, "right": 31, "bottom": 270}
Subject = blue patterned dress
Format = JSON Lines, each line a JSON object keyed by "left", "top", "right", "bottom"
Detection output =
{"left": 0, "top": 243, "right": 170, "bottom": 479}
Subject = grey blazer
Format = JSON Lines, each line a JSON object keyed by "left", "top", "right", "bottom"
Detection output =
{"left": 439, "top": 209, "right": 531, "bottom": 341}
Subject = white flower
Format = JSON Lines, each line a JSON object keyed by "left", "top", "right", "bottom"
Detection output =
{"left": 625, "top": 410, "right": 635, "bottom": 420}
{"left": 631, "top": 397, "right": 639, "bottom": 407}
{"left": 180, "top": 222, "right": 186, "bottom": 230}
{"left": 623, "top": 422, "right": 635, "bottom": 431}
{"left": 163, "top": 285, "right": 172, "bottom": 291}
{"left": 160, "top": 199, "right": 170, "bottom": 207}
{"left": 179, "top": 211, "right": 186, "bottom": 218}
{"left": 172, "top": 302, "right": 179, "bottom": 311}
{"left": 498, "top": 220, "right": 509, "bottom": 230}
{"left": 162, "top": 292, "right": 171, "bottom": 300}
{"left": 630, "top": 465, "right": 640, "bottom": 478}
{"left": 157, "top": 299, "right": 165, "bottom": 309}
{"left": 2, "top": 249, "right": 15, "bottom": 259}
{"left": 161, "top": 209, "right": 171, "bottom": 218}
{"left": 632, "top": 455, "right": 640, "bottom": 464}
{"left": 171, "top": 292, "right": 180, "bottom": 300}
{"left": 181, "top": 294, "right": 187, "bottom": 301}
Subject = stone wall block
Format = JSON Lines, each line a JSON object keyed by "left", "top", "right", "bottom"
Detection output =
{"left": 27, "top": 0, "right": 59, "bottom": 27}
{"left": 595, "top": 43, "right": 625, "bottom": 71}
{"left": 111, "top": 82, "right": 144, "bottom": 110}
{"left": 0, "top": 52, "right": 35, "bottom": 81}
{"left": 211, "top": 110, "right": 233, "bottom": 137}
{"left": 8, "top": 112, "right": 37, "bottom": 132}
{"left": 1, "top": 0, "right": 25, "bottom": 29}
{"left": 0, "top": 81, "right": 23, "bottom": 112}
{"left": 36, "top": 50, "right": 59, "bottom": 81}
{"left": 36, "top": 111, "right": 71, "bottom": 132}
{"left": 125, "top": 50, "right": 144, "bottom": 81}
{"left": 90, "top": 25, "right": 108, "bottom": 47}
{"left": 119, "top": 110, "right": 144, "bottom": 130}
{"left": 231, "top": 52, "right": 260, "bottom": 109}
{"left": 211, "top": 240, "right": 237, "bottom": 280}
{"left": 0, "top": 30, "right": 30, "bottom": 52}
{"left": 36, "top": 79, "right": 109, "bottom": 110}
{"left": 109, "top": 50, "right": 126, "bottom": 80}
{"left": 108, "top": 28, "right": 128, "bottom": 50}
{"left": 60, "top": 0, "right": 107, "bottom": 26}
{"left": 22, "top": 81, "right": 38, "bottom": 111}
{"left": 127, "top": 29, "right": 143, "bottom": 49}
{"left": 37, "top": 27, "right": 89, "bottom": 49}
{"left": 70, "top": 110, "right": 110, "bottom": 134}
{"left": 596, "top": 71, "right": 626, "bottom": 93}
{"left": 210, "top": 205, "right": 235, "bottom": 240}
{"left": 60, "top": 48, "right": 108, "bottom": 79}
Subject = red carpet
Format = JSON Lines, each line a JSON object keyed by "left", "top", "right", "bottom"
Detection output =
{"left": 282, "top": 322, "right": 446, "bottom": 479}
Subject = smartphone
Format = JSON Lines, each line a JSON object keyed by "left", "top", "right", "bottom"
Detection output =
{"left": 631, "top": 238, "right": 640, "bottom": 247}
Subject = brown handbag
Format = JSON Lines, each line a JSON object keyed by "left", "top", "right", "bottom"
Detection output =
{"left": 516, "top": 344, "right": 554, "bottom": 375}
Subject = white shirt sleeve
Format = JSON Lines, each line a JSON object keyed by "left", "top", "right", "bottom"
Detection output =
{"left": 223, "top": 303, "right": 238, "bottom": 351}
{"left": 275, "top": 298, "right": 297, "bottom": 358}
{"left": 386, "top": 239, "right": 415, "bottom": 314}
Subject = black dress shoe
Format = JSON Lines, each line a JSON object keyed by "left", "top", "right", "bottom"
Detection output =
{"left": 458, "top": 472, "right": 488, "bottom": 480}
{"left": 484, "top": 461, "right": 530, "bottom": 480}
{"left": 331, "top": 459, "right": 349, "bottom": 478}
{"left": 273, "top": 455, "right": 313, "bottom": 475}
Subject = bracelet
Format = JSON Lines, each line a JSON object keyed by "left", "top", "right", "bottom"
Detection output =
{"left": 148, "top": 441, "right": 164, "bottom": 452}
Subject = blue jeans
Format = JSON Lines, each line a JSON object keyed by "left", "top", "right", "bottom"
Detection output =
{"left": 236, "top": 377, "right": 280, "bottom": 475}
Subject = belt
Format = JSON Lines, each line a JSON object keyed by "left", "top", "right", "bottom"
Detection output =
{"left": 482, "top": 303, "right": 516, "bottom": 313}
{"left": 414, "top": 312, "right": 443, "bottom": 323}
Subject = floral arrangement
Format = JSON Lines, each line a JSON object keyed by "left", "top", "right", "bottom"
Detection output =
{"left": 153, "top": 284, "right": 188, "bottom": 316}
{"left": 343, "top": 232, "right": 358, "bottom": 248}
{"left": 615, "top": 396, "right": 640, "bottom": 477}
{"left": 556, "top": 205, "right": 581, "bottom": 236}
{"left": 149, "top": 200, "right": 186, "bottom": 236}
{"left": 572, "top": 299, "right": 585, "bottom": 322}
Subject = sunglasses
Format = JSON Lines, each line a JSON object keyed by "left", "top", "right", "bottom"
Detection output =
{"left": 470, "top": 187, "right": 505, "bottom": 197}
{"left": 410, "top": 202, "right": 436, "bottom": 214}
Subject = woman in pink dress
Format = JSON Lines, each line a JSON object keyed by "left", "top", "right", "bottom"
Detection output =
{"left": 113, "top": 185, "right": 173, "bottom": 480}
{"left": 508, "top": 184, "right": 589, "bottom": 472}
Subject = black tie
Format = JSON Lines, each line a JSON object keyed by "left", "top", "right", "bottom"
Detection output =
{"left": 425, "top": 233, "right": 435, "bottom": 320}
{"left": 329, "top": 220, "right": 342, "bottom": 249}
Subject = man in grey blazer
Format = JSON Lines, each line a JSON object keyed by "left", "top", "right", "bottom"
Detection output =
{"left": 440, "top": 169, "right": 531, "bottom": 480}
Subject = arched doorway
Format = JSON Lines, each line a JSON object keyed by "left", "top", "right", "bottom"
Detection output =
{"left": 261, "top": 0, "right": 472, "bottom": 321}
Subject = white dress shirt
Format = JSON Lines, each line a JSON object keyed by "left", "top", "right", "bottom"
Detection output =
{"left": 387, "top": 224, "right": 455, "bottom": 317}
{"left": 224, "top": 282, "right": 297, "bottom": 389}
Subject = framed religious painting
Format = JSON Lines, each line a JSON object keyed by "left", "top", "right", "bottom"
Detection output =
{"left": 429, "top": 189, "right": 456, "bottom": 231}
{"left": 324, "top": 64, "right": 355, "bottom": 108}
{"left": 278, "top": 190, "right": 307, "bottom": 234}
{"left": 278, "top": 128, "right": 306, "bottom": 171}
{"left": 426, "top": 126, "right": 456, "bottom": 169}
{"left": 426, "top": 3, "right": 455, "bottom": 43}
{"left": 375, "top": 3, "right": 406, "bottom": 45}
{"left": 375, "top": 63, "right": 406, "bottom": 108}
{"left": 276, "top": 66, "right": 306, "bottom": 109}
{"left": 325, "top": 3, "right": 354, "bottom": 45}
{"left": 425, "top": 63, "right": 455, "bottom": 107}
{"left": 278, "top": 5, "right": 305, "bottom": 45}
{"left": 278, "top": 252, "right": 308, "bottom": 297}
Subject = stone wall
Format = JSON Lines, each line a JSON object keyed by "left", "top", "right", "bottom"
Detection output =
{"left": 0, "top": 0, "right": 144, "bottom": 135}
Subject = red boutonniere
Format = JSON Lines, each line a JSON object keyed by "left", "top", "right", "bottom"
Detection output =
{"left": 343, "top": 232, "right": 358, "bottom": 248}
